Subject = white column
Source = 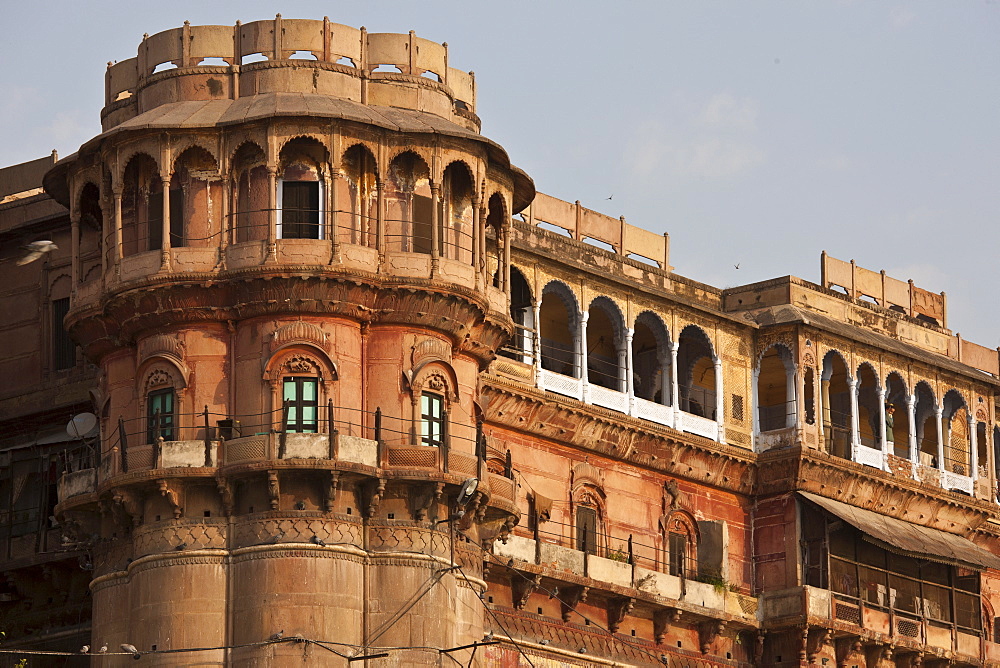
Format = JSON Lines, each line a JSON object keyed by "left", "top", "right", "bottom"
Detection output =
{"left": 848, "top": 376, "right": 860, "bottom": 460}
{"left": 751, "top": 367, "right": 760, "bottom": 438}
{"left": 786, "top": 364, "right": 798, "bottom": 429}
{"left": 877, "top": 386, "right": 888, "bottom": 470}
{"left": 578, "top": 310, "right": 589, "bottom": 402}
{"left": 670, "top": 342, "right": 680, "bottom": 424}
{"left": 625, "top": 328, "right": 635, "bottom": 414}
{"left": 969, "top": 412, "right": 978, "bottom": 482}
{"left": 935, "top": 406, "right": 945, "bottom": 472}
{"left": 533, "top": 302, "right": 543, "bottom": 390}
{"left": 906, "top": 394, "right": 918, "bottom": 478}
{"left": 714, "top": 357, "right": 725, "bottom": 443}
{"left": 659, "top": 352, "right": 671, "bottom": 407}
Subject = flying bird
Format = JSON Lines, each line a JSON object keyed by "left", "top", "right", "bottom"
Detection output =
{"left": 17, "top": 240, "right": 57, "bottom": 266}
{"left": 606, "top": 194, "right": 613, "bottom": 200}
{"left": 734, "top": 263, "right": 741, "bottom": 270}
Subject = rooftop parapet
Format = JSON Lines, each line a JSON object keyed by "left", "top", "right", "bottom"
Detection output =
{"left": 821, "top": 251, "right": 946, "bottom": 327}
{"left": 519, "top": 192, "right": 671, "bottom": 271}
{"left": 103, "top": 16, "right": 478, "bottom": 131}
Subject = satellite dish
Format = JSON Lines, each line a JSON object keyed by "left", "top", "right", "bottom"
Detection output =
{"left": 456, "top": 477, "right": 479, "bottom": 508}
{"left": 66, "top": 413, "right": 98, "bottom": 439}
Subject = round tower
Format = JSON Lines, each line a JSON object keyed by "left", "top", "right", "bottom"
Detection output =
{"left": 48, "top": 16, "right": 530, "bottom": 666}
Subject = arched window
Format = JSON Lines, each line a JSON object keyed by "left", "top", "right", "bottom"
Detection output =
{"left": 942, "top": 389, "right": 970, "bottom": 477}
{"left": 632, "top": 312, "right": 671, "bottom": 406}
{"left": 278, "top": 137, "right": 328, "bottom": 240}
{"left": 264, "top": 345, "right": 338, "bottom": 435}
{"left": 232, "top": 142, "right": 269, "bottom": 243}
{"left": 78, "top": 182, "right": 103, "bottom": 284}
{"left": 661, "top": 512, "right": 698, "bottom": 578}
{"left": 407, "top": 362, "right": 459, "bottom": 449}
{"left": 384, "top": 151, "right": 432, "bottom": 253}
{"left": 856, "top": 363, "right": 880, "bottom": 449}
{"left": 142, "top": 367, "right": 181, "bottom": 444}
{"left": 821, "top": 351, "right": 851, "bottom": 458}
{"left": 885, "top": 372, "right": 909, "bottom": 458}
{"left": 586, "top": 297, "right": 626, "bottom": 392}
{"left": 336, "top": 144, "right": 378, "bottom": 247}
{"left": 757, "top": 345, "right": 795, "bottom": 432}
{"left": 499, "top": 266, "right": 534, "bottom": 363}
{"left": 441, "top": 162, "right": 474, "bottom": 264}
{"left": 121, "top": 153, "right": 161, "bottom": 255}
{"left": 171, "top": 146, "right": 221, "bottom": 248}
{"left": 677, "top": 325, "right": 716, "bottom": 419}
{"left": 914, "top": 381, "right": 938, "bottom": 468}
{"left": 485, "top": 193, "right": 506, "bottom": 287}
{"left": 420, "top": 392, "right": 445, "bottom": 447}
{"left": 538, "top": 281, "right": 580, "bottom": 379}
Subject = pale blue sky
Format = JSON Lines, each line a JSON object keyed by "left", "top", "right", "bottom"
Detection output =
{"left": 2, "top": 2, "right": 997, "bottom": 346}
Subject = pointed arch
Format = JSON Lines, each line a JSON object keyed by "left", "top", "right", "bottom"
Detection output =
{"left": 539, "top": 280, "right": 580, "bottom": 378}
{"left": 821, "top": 350, "right": 852, "bottom": 458}
{"left": 337, "top": 143, "right": 378, "bottom": 246}
{"left": 677, "top": 324, "right": 717, "bottom": 419}
{"left": 632, "top": 311, "right": 672, "bottom": 405}
{"left": 384, "top": 150, "right": 432, "bottom": 253}
{"left": 757, "top": 343, "right": 795, "bottom": 433}
{"left": 441, "top": 161, "right": 475, "bottom": 263}
{"left": 231, "top": 141, "right": 268, "bottom": 243}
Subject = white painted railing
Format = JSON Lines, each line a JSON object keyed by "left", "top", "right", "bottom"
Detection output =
{"left": 679, "top": 412, "right": 718, "bottom": 440}
{"left": 854, "top": 445, "right": 885, "bottom": 471}
{"left": 940, "top": 470, "right": 974, "bottom": 495}
{"left": 539, "top": 370, "right": 583, "bottom": 401}
{"left": 633, "top": 397, "right": 675, "bottom": 430}
{"left": 588, "top": 384, "right": 629, "bottom": 413}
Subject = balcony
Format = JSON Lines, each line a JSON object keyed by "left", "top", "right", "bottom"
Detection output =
{"left": 87, "top": 404, "right": 517, "bottom": 510}
{"left": 493, "top": 523, "right": 757, "bottom": 627}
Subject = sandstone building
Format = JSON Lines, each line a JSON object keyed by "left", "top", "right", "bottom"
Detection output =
{"left": 1, "top": 16, "right": 999, "bottom": 667}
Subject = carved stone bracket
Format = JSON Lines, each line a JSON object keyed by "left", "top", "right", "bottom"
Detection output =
{"left": 653, "top": 608, "right": 682, "bottom": 644}
{"left": 156, "top": 479, "right": 183, "bottom": 519}
{"left": 511, "top": 572, "right": 541, "bottom": 611}
{"left": 267, "top": 470, "right": 280, "bottom": 511}
{"left": 323, "top": 471, "right": 340, "bottom": 513}
{"left": 806, "top": 626, "right": 832, "bottom": 663}
{"left": 606, "top": 597, "right": 635, "bottom": 633}
{"left": 864, "top": 642, "right": 893, "bottom": 668}
{"left": 895, "top": 651, "right": 925, "bottom": 668}
{"left": 216, "top": 476, "right": 234, "bottom": 516}
{"left": 365, "top": 478, "right": 386, "bottom": 518}
{"left": 559, "top": 586, "right": 589, "bottom": 623}
{"left": 411, "top": 482, "right": 443, "bottom": 521}
{"left": 698, "top": 620, "right": 725, "bottom": 655}
{"left": 111, "top": 488, "right": 143, "bottom": 529}
{"left": 835, "top": 637, "right": 863, "bottom": 668}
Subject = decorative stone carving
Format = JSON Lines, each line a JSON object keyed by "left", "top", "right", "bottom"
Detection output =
{"left": 511, "top": 572, "right": 540, "bottom": 611}
{"left": 365, "top": 478, "right": 386, "bottom": 518}
{"left": 653, "top": 608, "right": 682, "bottom": 644}
{"left": 324, "top": 471, "right": 340, "bottom": 512}
{"left": 805, "top": 627, "right": 832, "bottom": 663}
{"left": 156, "top": 479, "right": 183, "bottom": 519}
{"left": 139, "top": 333, "right": 185, "bottom": 363}
{"left": 216, "top": 477, "right": 234, "bottom": 516}
{"left": 411, "top": 338, "right": 452, "bottom": 369}
{"left": 267, "top": 470, "right": 280, "bottom": 510}
{"left": 285, "top": 354, "right": 319, "bottom": 374}
{"left": 271, "top": 321, "right": 329, "bottom": 352}
{"left": 145, "top": 369, "right": 173, "bottom": 391}
{"left": 698, "top": 620, "right": 725, "bottom": 655}
{"left": 606, "top": 597, "right": 634, "bottom": 633}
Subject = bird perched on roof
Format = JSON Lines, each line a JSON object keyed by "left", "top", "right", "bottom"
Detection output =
{"left": 269, "top": 630, "right": 284, "bottom": 641}
{"left": 310, "top": 535, "right": 327, "bottom": 547}
{"left": 263, "top": 530, "right": 284, "bottom": 545}
{"left": 79, "top": 645, "right": 89, "bottom": 654}
{"left": 121, "top": 643, "right": 140, "bottom": 656}
{"left": 98, "top": 644, "right": 107, "bottom": 653}
{"left": 17, "top": 240, "right": 57, "bottom": 265}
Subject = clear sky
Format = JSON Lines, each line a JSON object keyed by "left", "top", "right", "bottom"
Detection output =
{"left": 2, "top": 2, "right": 997, "bottom": 346}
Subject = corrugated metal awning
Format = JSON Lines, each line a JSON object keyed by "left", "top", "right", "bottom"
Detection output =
{"left": 798, "top": 491, "right": 1000, "bottom": 571}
